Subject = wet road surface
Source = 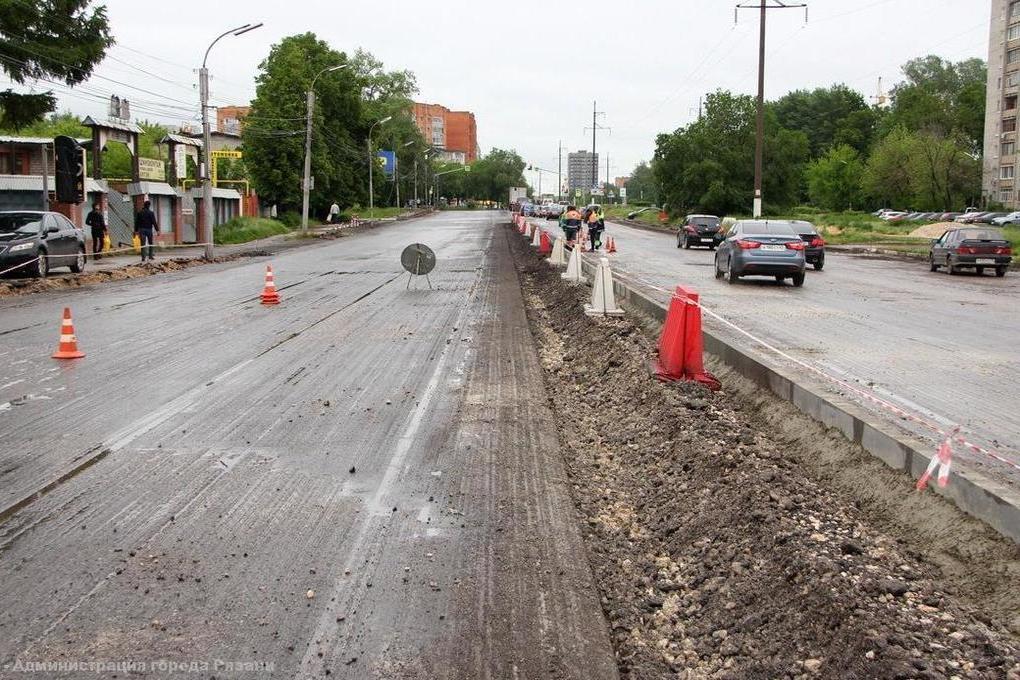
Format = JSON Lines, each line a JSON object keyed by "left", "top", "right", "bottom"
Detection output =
{"left": 530, "top": 216, "right": 1020, "bottom": 485}
{"left": 0, "top": 211, "right": 617, "bottom": 679}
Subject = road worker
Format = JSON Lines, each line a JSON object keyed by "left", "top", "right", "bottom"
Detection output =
{"left": 561, "top": 205, "right": 582, "bottom": 246}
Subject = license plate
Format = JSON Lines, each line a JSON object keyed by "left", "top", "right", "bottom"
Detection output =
{"left": 701, "top": 238, "right": 714, "bottom": 243}
{"left": 760, "top": 244, "right": 785, "bottom": 251}
{"left": 976, "top": 258, "right": 996, "bottom": 264}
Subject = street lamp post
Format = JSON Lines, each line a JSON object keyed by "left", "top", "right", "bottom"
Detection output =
{"left": 398, "top": 140, "right": 414, "bottom": 209}
{"left": 200, "top": 22, "right": 262, "bottom": 260}
{"left": 302, "top": 63, "right": 348, "bottom": 232}
{"left": 367, "top": 115, "right": 392, "bottom": 218}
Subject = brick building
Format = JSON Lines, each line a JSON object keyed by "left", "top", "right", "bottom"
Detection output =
{"left": 412, "top": 102, "right": 479, "bottom": 163}
{"left": 216, "top": 105, "right": 250, "bottom": 135}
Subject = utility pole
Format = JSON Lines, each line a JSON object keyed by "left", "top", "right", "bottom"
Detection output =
{"left": 302, "top": 64, "right": 347, "bottom": 232}
{"left": 736, "top": 0, "right": 806, "bottom": 218}
{"left": 557, "top": 140, "right": 562, "bottom": 202}
{"left": 584, "top": 101, "right": 610, "bottom": 198}
{"left": 395, "top": 154, "right": 400, "bottom": 209}
{"left": 201, "top": 23, "right": 262, "bottom": 259}
{"left": 41, "top": 143, "right": 49, "bottom": 211}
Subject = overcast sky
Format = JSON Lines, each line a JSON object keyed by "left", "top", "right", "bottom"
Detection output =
{"left": 17, "top": 0, "right": 990, "bottom": 188}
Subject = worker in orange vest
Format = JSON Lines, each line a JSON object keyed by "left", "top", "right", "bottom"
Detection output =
{"left": 561, "top": 205, "right": 582, "bottom": 246}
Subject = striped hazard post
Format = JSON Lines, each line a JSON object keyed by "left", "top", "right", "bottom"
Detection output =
{"left": 261, "top": 265, "right": 281, "bottom": 306}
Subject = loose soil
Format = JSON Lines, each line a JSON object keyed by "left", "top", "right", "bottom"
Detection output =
{"left": 507, "top": 225, "right": 1020, "bottom": 679}
{"left": 909, "top": 222, "right": 957, "bottom": 238}
{"left": 0, "top": 252, "right": 266, "bottom": 299}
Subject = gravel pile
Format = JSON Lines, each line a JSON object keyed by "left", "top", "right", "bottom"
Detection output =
{"left": 509, "top": 228, "right": 1020, "bottom": 679}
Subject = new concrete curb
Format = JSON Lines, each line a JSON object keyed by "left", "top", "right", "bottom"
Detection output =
{"left": 574, "top": 255, "right": 1020, "bottom": 545}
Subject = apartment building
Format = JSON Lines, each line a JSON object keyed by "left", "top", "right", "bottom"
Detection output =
{"left": 567, "top": 150, "right": 599, "bottom": 192}
{"left": 983, "top": 0, "right": 1020, "bottom": 208}
{"left": 412, "top": 102, "right": 479, "bottom": 163}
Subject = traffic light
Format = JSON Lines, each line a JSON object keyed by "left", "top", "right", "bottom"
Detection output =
{"left": 54, "top": 135, "right": 85, "bottom": 204}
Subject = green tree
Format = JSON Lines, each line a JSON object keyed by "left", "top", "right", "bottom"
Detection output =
{"left": 653, "top": 90, "right": 808, "bottom": 216}
{"left": 463, "top": 148, "right": 526, "bottom": 203}
{"left": 883, "top": 56, "right": 986, "bottom": 151}
{"left": 862, "top": 126, "right": 916, "bottom": 209}
{"left": 772, "top": 85, "right": 876, "bottom": 158}
{"left": 624, "top": 161, "right": 658, "bottom": 204}
{"left": 242, "top": 33, "right": 365, "bottom": 212}
{"left": 805, "top": 144, "right": 864, "bottom": 210}
{"left": 0, "top": 0, "right": 113, "bottom": 128}
{"left": 102, "top": 120, "right": 168, "bottom": 179}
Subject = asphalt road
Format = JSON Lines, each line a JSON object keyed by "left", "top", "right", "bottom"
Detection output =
{"left": 0, "top": 211, "right": 617, "bottom": 679}
{"left": 531, "top": 215, "right": 1020, "bottom": 485}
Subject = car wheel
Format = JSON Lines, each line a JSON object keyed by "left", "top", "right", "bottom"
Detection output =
{"left": 70, "top": 246, "right": 86, "bottom": 273}
{"left": 791, "top": 272, "right": 805, "bottom": 287}
{"left": 726, "top": 258, "right": 739, "bottom": 284}
{"left": 929, "top": 256, "right": 939, "bottom": 272}
{"left": 714, "top": 258, "right": 724, "bottom": 279}
{"left": 813, "top": 256, "right": 824, "bottom": 271}
{"left": 996, "top": 266, "right": 1007, "bottom": 278}
{"left": 33, "top": 249, "right": 48, "bottom": 278}
{"left": 946, "top": 256, "right": 956, "bottom": 275}
{"left": 683, "top": 234, "right": 691, "bottom": 249}
{"left": 677, "top": 234, "right": 683, "bottom": 249}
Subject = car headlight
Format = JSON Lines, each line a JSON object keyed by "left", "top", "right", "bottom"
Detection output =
{"left": 8, "top": 242, "right": 34, "bottom": 252}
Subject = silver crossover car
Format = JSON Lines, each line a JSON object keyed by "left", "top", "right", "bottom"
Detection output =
{"left": 714, "top": 220, "right": 807, "bottom": 287}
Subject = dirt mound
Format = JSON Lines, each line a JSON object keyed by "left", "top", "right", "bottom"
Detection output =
{"left": 909, "top": 222, "right": 957, "bottom": 238}
{"left": 507, "top": 226, "right": 1019, "bottom": 678}
{"left": 0, "top": 255, "right": 243, "bottom": 299}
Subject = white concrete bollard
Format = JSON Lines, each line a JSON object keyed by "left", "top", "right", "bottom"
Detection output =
{"left": 549, "top": 237, "right": 567, "bottom": 267}
{"left": 531, "top": 224, "right": 542, "bottom": 247}
{"left": 584, "top": 257, "right": 624, "bottom": 317}
{"left": 561, "top": 244, "right": 586, "bottom": 283}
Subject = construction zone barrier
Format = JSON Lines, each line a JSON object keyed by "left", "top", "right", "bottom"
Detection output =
{"left": 561, "top": 244, "right": 585, "bottom": 283}
{"left": 654, "top": 286, "right": 721, "bottom": 391}
{"left": 52, "top": 307, "right": 85, "bottom": 360}
{"left": 260, "top": 265, "right": 281, "bottom": 305}
{"left": 531, "top": 225, "right": 542, "bottom": 247}
{"left": 538, "top": 230, "right": 552, "bottom": 256}
{"left": 584, "top": 257, "right": 624, "bottom": 317}
{"left": 549, "top": 237, "right": 568, "bottom": 267}
{"left": 606, "top": 235, "right": 617, "bottom": 253}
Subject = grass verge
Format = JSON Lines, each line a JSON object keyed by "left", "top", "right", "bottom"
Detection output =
{"left": 213, "top": 217, "right": 291, "bottom": 245}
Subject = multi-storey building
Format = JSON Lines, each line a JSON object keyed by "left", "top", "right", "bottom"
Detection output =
{"left": 412, "top": 103, "right": 479, "bottom": 163}
{"left": 567, "top": 150, "right": 599, "bottom": 192}
{"left": 983, "top": 0, "right": 1020, "bottom": 208}
{"left": 216, "top": 106, "right": 250, "bottom": 135}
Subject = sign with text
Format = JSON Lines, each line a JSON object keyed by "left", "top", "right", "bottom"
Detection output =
{"left": 138, "top": 157, "right": 165, "bottom": 181}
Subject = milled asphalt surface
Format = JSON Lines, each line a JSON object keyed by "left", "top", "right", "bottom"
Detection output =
{"left": 0, "top": 211, "right": 617, "bottom": 679}
{"left": 530, "top": 216, "right": 1020, "bottom": 486}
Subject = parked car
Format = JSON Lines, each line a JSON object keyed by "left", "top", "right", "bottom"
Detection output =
{"left": 881, "top": 211, "right": 908, "bottom": 222}
{"left": 791, "top": 220, "right": 826, "bottom": 270}
{"left": 992, "top": 211, "right": 1020, "bottom": 226}
{"left": 545, "top": 203, "right": 565, "bottom": 220}
{"left": 677, "top": 214, "right": 723, "bottom": 249}
{"left": 955, "top": 211, "right": 989, "bottom": 223}
{"left": 522, "top": 203, "right": 536, "bottom": 216}
{"left": 0, "top": 211, "right": 86, "bottom": 278}
{"left": 929, "top": 227, "right": 1012, "bottom": 277}
{"left": 974, "top": 212, "right": 1007, "bottom": 224}
{"left": 939, "top": 212, "right": 962, "bottom": 221}
{"left": 714, "top": 220, "right": 807, "bottom": 286}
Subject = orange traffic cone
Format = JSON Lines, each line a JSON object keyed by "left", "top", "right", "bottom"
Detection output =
{"left": 607, "top": 236, "right": 617, "bottom": 253}
{"left": 52, "top": 307, "right": 85, "bottom": 359}
{"left": 261, "top": 265, "right": 281, "bottom": 305}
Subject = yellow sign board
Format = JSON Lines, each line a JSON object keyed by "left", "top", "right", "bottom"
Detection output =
{"left": 138, "top": 157, "right": 165, "bottom": 181}
{"left": 210, "top": 149, "right": 243, "bottom": 186}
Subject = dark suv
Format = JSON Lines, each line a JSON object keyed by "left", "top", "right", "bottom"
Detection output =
{"left": 678, "top": 214, "right": 723, "bottom": 249}
{"left": 0, "top": 211, "right": 86, "bottom": 278}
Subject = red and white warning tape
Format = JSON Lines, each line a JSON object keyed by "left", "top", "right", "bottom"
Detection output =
{"left": 607, "top": 267, "right": 1020, "bottom": 488}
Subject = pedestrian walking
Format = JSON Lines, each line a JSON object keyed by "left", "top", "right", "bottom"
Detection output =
{"left": 329, "top": 200, "right": 341, "bottom": 225}
{"left": 134, "top": 200, "right": 159, "bottom": 262}
{"left": 85, "top": 202, "right": 106, "bottom": 260}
